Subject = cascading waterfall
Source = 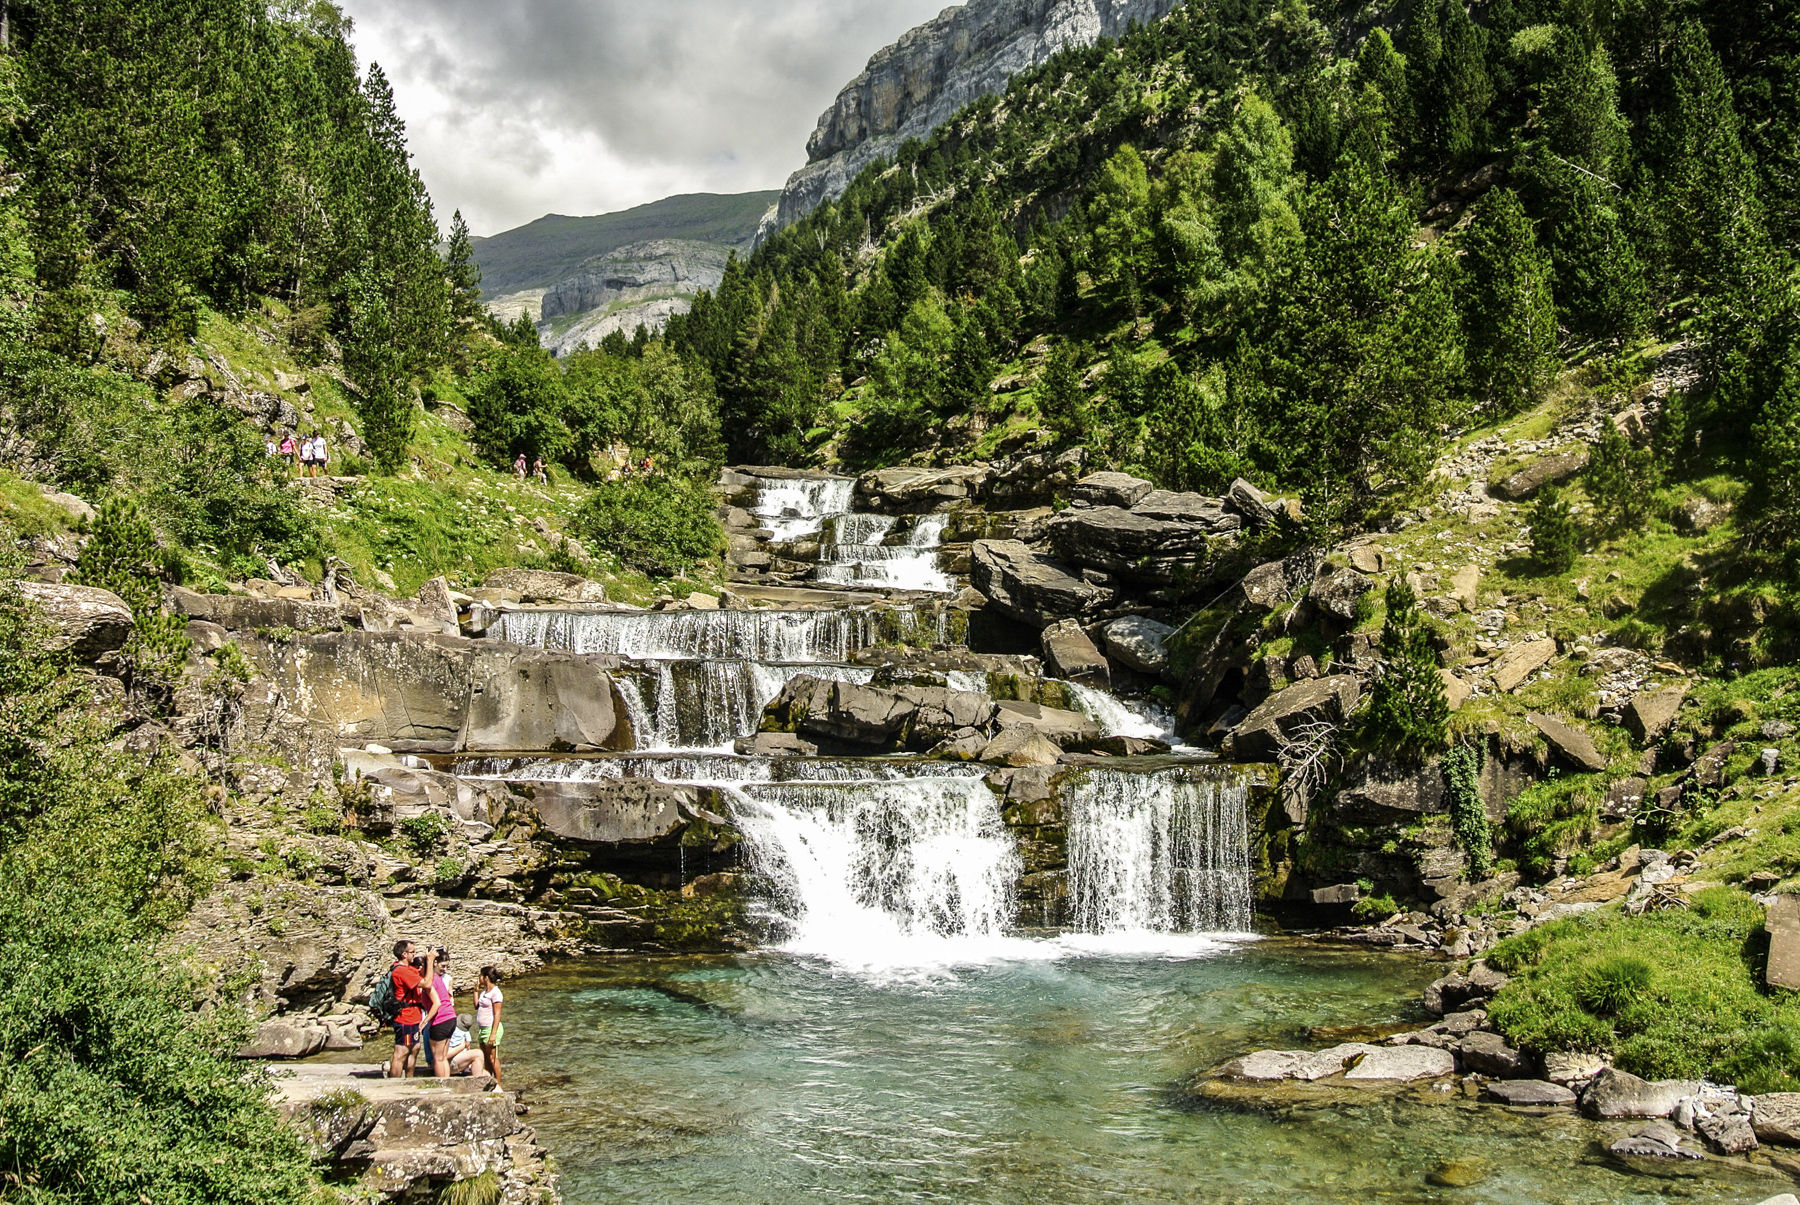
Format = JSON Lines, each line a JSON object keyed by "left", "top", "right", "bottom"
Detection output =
{"left": 816, "top": 512, "right": 955, "bottom": 594}
{"left": 1063, "top": 681, "right": 1193, "bottom": 750}
{"left": 725, "top": 777, "right": 1021, "bottom": 959}
{"left": 614, "top": 661, "right": 877, "bottom": 752}
{"left": 750, "top": 477, "right": 855, "bottom": 541}
{"left": 493, "top": 607, "right": 951, "bottom": 663}
{"left": 1064, "top": 769, "right": 1253, "bottom": 934}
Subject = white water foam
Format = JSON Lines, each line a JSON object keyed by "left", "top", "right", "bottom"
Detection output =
{"left": 494, "top": 608, "right": 951, "bottom": 663}
{"left": 1064, "top": 680, "right": 1197, "bottom": 750}
{"left": 751, "top": 477, "right": 855, "bottom": 542}
{"left": 816, "top": 512, "right": 956, "bottom": 594}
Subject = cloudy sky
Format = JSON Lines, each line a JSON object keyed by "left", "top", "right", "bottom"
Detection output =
{"left": 335, "top": 0, "right": 951, "bottom": 237}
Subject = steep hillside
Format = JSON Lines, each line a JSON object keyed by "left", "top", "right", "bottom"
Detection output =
{"left": 473, "top": 191, "right": 777, "bottom": 337}
{"left": 775, "top": 0, "right": 1187, "bottom": 229}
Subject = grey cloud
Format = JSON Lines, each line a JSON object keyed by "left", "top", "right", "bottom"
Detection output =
{"left": 337, "top": 0, "right": 951, "bottom": 233}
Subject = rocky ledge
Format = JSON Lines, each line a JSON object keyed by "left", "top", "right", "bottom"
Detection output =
{"left": 1195, "top": 961, "right": 1800, "bottom": 1183}
{"left": 275, "top": 1064, "right": 556, "bottom": 1203}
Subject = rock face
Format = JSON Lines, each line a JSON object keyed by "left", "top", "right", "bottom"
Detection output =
{"left": 774, "top": 0, "right": 1186, "bottom": 229}
{"left": 509, "top": 779, "right": 720, "bottom": 846}
{"left": 1047, "top": 492, "right": 1240, "bottom": 584}
{"left": 20, "top": 581, "right": 133, "bottom": 660}
{"left": 262, "top": 631, "right": 626, "bottom": 754}
{"left": 1103, "top": 616, "right": 1175, "bottom": 676}
{"left": 537, "top": 239, "right": 738, "bottom": 355}
{"left": 1226, "top": 676, "right": 1362, "bottom": 761}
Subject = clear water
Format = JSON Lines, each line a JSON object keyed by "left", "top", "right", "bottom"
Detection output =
{"left": 504, "top": 942, "right": 1790, "bottom": 1205}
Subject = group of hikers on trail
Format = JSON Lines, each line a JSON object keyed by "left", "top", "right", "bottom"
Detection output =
{"left": 268, "top": 430, "right": 330, "bottom": 477}
{"left": 371, "top": 940, "right": 507, "bottom": 1087}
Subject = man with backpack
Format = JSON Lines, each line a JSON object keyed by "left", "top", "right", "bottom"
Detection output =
{"left": 375, "top": 940, "right": 436, "bottom": 1079}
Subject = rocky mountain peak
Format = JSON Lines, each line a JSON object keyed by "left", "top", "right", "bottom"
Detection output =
{"left": 772, "top": 0, "right": 1185, "bottom": 232}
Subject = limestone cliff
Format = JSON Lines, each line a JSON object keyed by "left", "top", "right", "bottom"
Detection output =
{"left": 536, "top": 239, "right": 732, "bottom": 356}
{"left": 772, "top": 0, "right": 1185, "bottom": 231}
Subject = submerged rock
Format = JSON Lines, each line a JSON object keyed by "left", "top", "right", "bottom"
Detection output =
{"left": 1582, "top": 1068, "right": 1702, "bottom": 1120}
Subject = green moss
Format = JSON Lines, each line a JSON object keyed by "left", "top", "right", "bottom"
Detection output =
{"left": 1504, "top": 774, "right": 1600, "bottom": 880}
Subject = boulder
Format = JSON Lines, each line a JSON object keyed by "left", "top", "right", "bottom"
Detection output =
{"left": 991, "top": 699, "right": 1103, "bottom": 747}
{"left": 1301, "top": 562, "right": 1375, "bottom": 626}
{"left": 1696, "top": 1102, "right": 1758, "bottom": 1155}
{"left": 19, "top": 581, "right": 133, "bottom": 660}
{"left": 1441, "top": 670, "right": 1471, "bottom": 712}
{"left": 1457, "top": 1031, "right": 1529, "bottom": 1078}
{"left": 462, "top": 648, "right": 620, "bottom": 753}
{"left": 969, "top": 540, "right": 1105, "bottom": 627}
{"left": 1226, "top": 478, "right": 1282, "bottom": 528}
{"left": 1602, "top": 777, "right": 1648, "bottom": 820}
{"left": 1490, "top": 639, "right": 1557, "bottom": 692}
{"left": 1041, "top": 619, "right": 1109, "bottom": 687}
{"left": 238, "top": 1018, "right": 330, "bottom": 1060}
{"left": 1767, "top": 894, "right": 1800, "bottom": 991}
{"left": 1238, "top": 560, "right": 1299, "bottom": 612}
{"left": 1311, "top": 883, "right": 1363, "bottom": 907}
{"left": 1675, "top": 496, "right": 1733, "bottom": 534}
{"left": 1347, "top": 545, "right": 1385, "bottom": 575}
{"left": 1484, "top": 1080, "right": 1577, "bottom": 1106}
{"left": 413, "top": 577, "right": 459, "bottom": 630}
{"left": 1749, "top": 1093, "right": 1800, "bottom": 1146}
{"left": 1343, "top": 1046, "right": 1456, "bottom": 1082}
{"left": 1226, "top": 676, "right": 1362, "bottom": 762}
{"left": 1543, "top": 1052, "right": 1608, "bottom": 1087}
{"left": 1103, "top": 616, "right": 1175, "bottom": 677}
{"left": 1449, "top": 565, "right": 1481, "bottom": 611}
{"left": 1491, "top": 449, "right": 1591, "bottom": 501}
{"left": 1528, "top": 713, "right": 1609, "bottom": 773}
{"left": 481, "top": 569, "right": 608, "bottom": 605}
{"left": 858, "top": 465, "right": 992, "bottom": 512}
{"left": 979, "top": 727, "right": 1063, "bottom": 767}
{"left": 1071, "top": 471, "right": 1153, "bottom": 509}
{"left": 1331, "top": 757, "right": 1447, "bottom": 824}
{"left": 1581, "top": 1068, "right": 1701, "bottom": 1119}
{"left": 1624, "top": 685, "right": 1690, "bottom": 744}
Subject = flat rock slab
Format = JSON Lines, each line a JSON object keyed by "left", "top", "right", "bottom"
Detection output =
{"left": 1530, "top": 713, "right": 1609, "bottom": 773}
{"left": 1485, "top": 1079, "right": 1577, "bottom": 1106}
{"left": 1625, "top": 684, "right": 1690, "bottom": 744}
{"left": 1611, "top": 1121, "right": 1706, "bottom": 1161}
{"left": 1343, "top": 1046, "right": 1456, "bottom": 1082}
{"left": 1770, "top": 895, "right": 1800, "bottom": 991}
{"left": 1492, "top": 449, "right": 1591, "bottom": 500}
{"left": 1491, "top": 639, "right": 1557, "bottom": 692}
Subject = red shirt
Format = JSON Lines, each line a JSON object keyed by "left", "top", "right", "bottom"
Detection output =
{"left": 391, "top": 962, "right": 426, "bottom": 1026}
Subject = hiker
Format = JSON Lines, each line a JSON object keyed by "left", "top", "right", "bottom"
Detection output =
{"left": 513, "top": 452, "right": 527, "bottom": 478}
{"left": 299, "top": 433, "right": 319, "bottom": 478}
{"left": 278, "top": 432, "right": 297, "bottom": 474}
{"left": 532, "top": 456, "right": 547, "bottom": 485}
{"left": 310, "top": 431, "right": 329, "bottom": 478}
{"left": 264, "top": 435, "right": 278, "bottom": 459}
{"left": 381, "top": 941, "right": 438, "bottom": 1079}
{"left": 447, "top": 1013, "right": 485, "bottom": 1076}
{"left": 475, "top": 965, "right": 505, "bottom": 1088}
{"left": 424, "top": 947, "right": 457, "bottom": 1079}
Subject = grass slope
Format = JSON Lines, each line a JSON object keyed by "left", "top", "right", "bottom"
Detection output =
{"left": 472, "top": 191, "right": 779, "bottom": 297}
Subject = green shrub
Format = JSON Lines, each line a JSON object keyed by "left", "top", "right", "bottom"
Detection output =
{"left": 435, "top": 857, "right": 466, "bottom": 886}
{"left": 1576, "top": 954, "right": 1655, "bottom": 1015}
{"left": 1351, "top": 892, "right": 1400, "bottom": 921}
{"left": 1443, "top": 743, "right": 1490, "bottom": 878}
{"left": 572, "top": 475, "right": 723, "bottom": 578}
{"left": 1505, "top": 775, "right": 1599, "bottom": 879}
{"left": 1364, "top": 577, "right": 1450, "bottom": 761}
{"left": 1529, "top": 485, "right": 1579, "bottom": 573}
{"left": 399, "top": 812, "right": 453, "bottom": 856}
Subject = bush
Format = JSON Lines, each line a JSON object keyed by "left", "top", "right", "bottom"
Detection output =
{"left": 572, "top": 476, "right": 724, "bottom": 578}
{"left": 1585, "top": 425, "right": 1656, "bottom": 532}
{"left": 1576, "top": 954, "right": 1655, "bottom": 1015}
{"left": 1443, "top": 743, "right": 1491, "bottom": 878}
{"left": 399, "top": 812, "right": 453, "bottom": 856}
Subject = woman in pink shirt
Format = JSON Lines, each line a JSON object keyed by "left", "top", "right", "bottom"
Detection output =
{"left": 426, "top": 947, "right": 458, "bottom": 1078}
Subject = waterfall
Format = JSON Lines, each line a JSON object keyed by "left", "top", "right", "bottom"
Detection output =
{"left": 612, "top": 661, "right": 877, "bottom": 752}
{"left": 726, "top": 777, "right": 1021, "bottom": 960}
{"left": 750, "top": 477, "right": 855, "bottom": 542}
{"left": 816, "top": 512, "right": 956, "bottom": 594}
{"left": 1063, "top": 681, "right": 1193, "bottom": 749}
{"left": 1064, "top": 769, "right": 1253, "bottom": 934}
{"left": 493, "top": 607, "right": 951, "bottom": 663}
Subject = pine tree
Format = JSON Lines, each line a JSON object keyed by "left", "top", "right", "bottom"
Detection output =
{"left": 1366, "top": 576, "right": 1452, "bottom": 762}
{"left": 1458, "top": 188, "right": 1556, "bottom": 414}
{"left": 444, "top": 210, "right": 482, "bottom": 324}
{"left": 1529, "top": 485, "right": 1580, "bottom": 573}
{"left": 1404, "top": 0, "right": 1492, "bottom": 161}
{"left": 1585, "top": 424, "right": 1656, "bottom": 532}
{"left": 1746, "top": 362, "right": 1800, "bottom": 566}
{"left": 1038, "top": 342, "right": 1088, "bottom": 444}
{"left": 70, "top": 498, "right": 193, "bottom": 703}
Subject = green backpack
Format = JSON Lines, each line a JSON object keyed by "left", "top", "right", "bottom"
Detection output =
{"left": 368, "top": 966, "right": 402, "bottom": 1022}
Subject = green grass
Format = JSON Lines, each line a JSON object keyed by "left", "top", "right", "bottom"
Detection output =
{"left": 1485, "top": 887, "right": 1800, "bottom": 1093}
{"left": 0, "top": 467, "right": 75, "bottom": 538}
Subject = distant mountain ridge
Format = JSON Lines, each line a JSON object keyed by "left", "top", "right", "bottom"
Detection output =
{"left": 772, "top": 0, "right": 1185, "bottom": 231}
{"left": 472, "top": 190, "right": 777, "bottom": 350}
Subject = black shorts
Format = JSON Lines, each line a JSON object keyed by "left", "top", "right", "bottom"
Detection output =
{"left": 393, "top": 1020, "right": 421, "bottom": 1046}
{"left": 428, "top": 1018, "right": 456, "bottom": 1042}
